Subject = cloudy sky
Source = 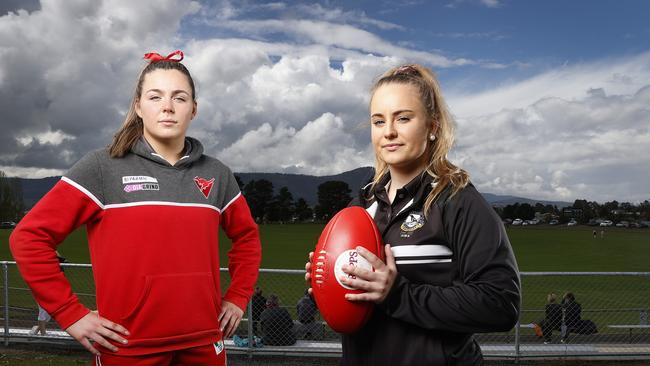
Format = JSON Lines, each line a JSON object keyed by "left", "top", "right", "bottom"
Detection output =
{"left": 1, "top": 0, "right": 649, "bottom": 203}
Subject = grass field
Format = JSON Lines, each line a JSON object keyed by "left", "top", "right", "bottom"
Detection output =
{"left": 1, "top": 225, "right": 649, "bottom": 327}
{"left": 2, "top": 224, "right": 649, "bottom": 271}
{"left": 505, "top": 226, "right": 650, "bottom": 272}
{"left": 0, "top": 225, "right": 649, "bottom": 364}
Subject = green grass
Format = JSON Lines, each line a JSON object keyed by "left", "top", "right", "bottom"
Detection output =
{"left": 1, "top": 225, "right": 649, "bottom": 366}
{"left": 3, "top": 225, "right": 648, "bottom": 271}
{"left": 507, "top": 226, "right": 650, "bottom": 272}
{"left": 2, "top": 225, "right": 649, "bottom": 327}
{"left": 0, "top": 345, "right": 89, "bottom": 365}
{"left": 225, "top": 224, "right": 325, "bottom": 269}
{"left": 0, "top": 224, "right": 325, "bottom": 270}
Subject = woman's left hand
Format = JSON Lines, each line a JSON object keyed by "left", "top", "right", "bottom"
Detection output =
{"left": 340, "top": 244, "right": 397, "bottom": 304}
{"left": 219, "top": 300, "right": 244, "bottom": 338}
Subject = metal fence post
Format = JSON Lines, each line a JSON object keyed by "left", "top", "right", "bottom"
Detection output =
{"left": 514, "top": 320, "right": 521, "bottom": 362}
{"left": 640, "top": 309, "right": 648, "bottom": 325}
{"left": 3, "top": 262, "right": 9, "bottom": 346}
{"left": 513, "top": 271, "right": 523, "bottom": 364}
{"left": 247, "top": 297, "right": 254, "bottom": 358}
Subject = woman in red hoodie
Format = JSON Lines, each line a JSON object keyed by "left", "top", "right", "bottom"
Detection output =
{"left": 10, "top": 51, "right": 262, "bottom": 365}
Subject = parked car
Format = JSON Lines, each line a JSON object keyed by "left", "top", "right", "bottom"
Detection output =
{"left": 599, "top": 220, "right": 613, "bottom": 227}
{"left": 567, "top": 219, "right": 577, "bottom": 226}
{"left": 548, "top": 219, "right": 559, "bottom": 225}
{"left": 0, "top": 221, "right": 16, "bottom": 229}
{"left": 512, "top": 218, "right": 523, "bottom": 226}
{"left": 615, "top": 221, "right": 629, "bottom": 228}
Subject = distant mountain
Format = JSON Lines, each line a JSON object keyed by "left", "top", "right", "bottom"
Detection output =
{"left": 236, "top": 167, "right": 375, "bottom": 206}
{"left": 13, "top": 168, "right": 376, "bottom": 208}
{"left": 15, "top": 167, "right": 570, "bottom": 209}
{"left": 236, "top": 169, "right": 571, "bottom": 208}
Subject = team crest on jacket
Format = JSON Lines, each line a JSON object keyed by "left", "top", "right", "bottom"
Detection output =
{"left": 400, "top": 211, "right": 425, "bottom": 233}
{"left": 193, "top": 176, "right": 215, "bottom": 199}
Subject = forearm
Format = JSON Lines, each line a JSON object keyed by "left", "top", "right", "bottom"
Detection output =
{"left": 221, "top": 194, "right": 262, "bottom": 310}
{"left": 380, "top": 271, "right": 520, "bottom": 333}
{"left": 10, "top": 181, "right": 100, "bottom": 328}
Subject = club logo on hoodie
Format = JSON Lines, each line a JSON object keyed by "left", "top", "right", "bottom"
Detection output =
{"left": 194, "top": 176, "right": 215, "bottom": 199}
{"left": 400, "top": 211, "right": 425, "bottom": 237}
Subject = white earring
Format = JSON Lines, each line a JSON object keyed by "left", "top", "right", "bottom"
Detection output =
{"left": 429, "top": 134, "right": 436, "bottom": 141}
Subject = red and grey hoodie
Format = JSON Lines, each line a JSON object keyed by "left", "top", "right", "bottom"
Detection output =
{"left": 10, "top": 137, "right": 261, "bottom": 356}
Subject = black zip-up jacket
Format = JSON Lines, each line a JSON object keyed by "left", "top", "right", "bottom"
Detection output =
{"left": 342, "top": 173, "right": 521, "bottom": 366}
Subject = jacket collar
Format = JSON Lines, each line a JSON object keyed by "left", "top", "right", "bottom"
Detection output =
{"left": 361, "top": 170, "right": 435, "bottom": 205}
{"left": 131, "top": 136, "right": 204, "bottom": 168}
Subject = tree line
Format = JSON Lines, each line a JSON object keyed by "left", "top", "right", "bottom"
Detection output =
{"left": 0, "top": 171, "right": 24, "bottom": 222}
{"left": 3, "top": 168, "right": 648, "bottom": 226}
{"left": 237, "top": 176, "right": 353, "bottom": 223}
{"left": 0, "top": 170, "right": 353, "bottom": 224}
{"left": 495, "top": 199, "right": 650, "bottom": 223}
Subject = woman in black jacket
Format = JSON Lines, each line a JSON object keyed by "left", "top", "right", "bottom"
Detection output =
{"left": 306, "top": 64, "right": 521, "bottom": 365}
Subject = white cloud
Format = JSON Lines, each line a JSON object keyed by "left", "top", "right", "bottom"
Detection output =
{"left": 449, "top": 53, "right": 650, "bottom": 117}
{"left": 480, "top": 0, "right": 502, "bottom": 8}
{"left": 219, "top": 113, "right": 371, "bottom": 175}
{"left": 451, "top": 77, "right": 650, "bottom": 202}
{"left": 446, "top": 0, "right": 502, "bottom": 9}
{"left": 1, "top": 0, "right": 648, "bottom": 204}
{"left": 292, "top": 3, "right": 404, "bottom": 31}
{"left": 182, "top": 39, "right": 398, "bottom": 153}
{"left": 0, "top": 0, "right": 200, "bottom": 168}
{"left": 433, "top": 31, "right": 507, "bottom": 41}
{"left": 16, "top": 129, "right": 75, "bottom": 146}
{"left": 206, "top": 19, "right": 472, "bottom": 68}
{"left": 0, "top": 0, "right": 405, "bottom": 175}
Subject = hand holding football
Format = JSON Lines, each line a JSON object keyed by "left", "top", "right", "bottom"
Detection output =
{"left": 338, "top": 244, "right": 397, "bottom": 304}
{"left": 310, "top": 206, "right": 385, "bottom": 334}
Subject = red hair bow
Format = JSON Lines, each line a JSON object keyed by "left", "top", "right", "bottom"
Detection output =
{"left": 143, "top": 50, "right": 184, "bottom": 63}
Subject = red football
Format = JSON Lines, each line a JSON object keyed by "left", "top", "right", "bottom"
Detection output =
{"left": 311, "top": 206, "right": 385, "bottom": 334}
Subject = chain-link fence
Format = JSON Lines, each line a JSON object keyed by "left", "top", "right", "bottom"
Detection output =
{"left": 1, "top": 262, "right": 649, "bottom": 360}
{"left": 511, "top": 272, "right": 650, "bottom": 358}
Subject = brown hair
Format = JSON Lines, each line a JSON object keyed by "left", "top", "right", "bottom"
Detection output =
{"left": 369, "top": 64, "right": 469, "bottom": 215}
{"left": 563, "top": 292, "right": 575, "bottom": 302}
{"left": 108, "top": 61, "right": 197, "bottom": 157}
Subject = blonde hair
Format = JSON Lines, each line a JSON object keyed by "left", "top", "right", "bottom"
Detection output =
{"left": 108, "top": 61, "right": 196, "bottom": 157}
{"left": 547, "top": 292, "right": 557, "bottom": 303}
{"left": 369, "top": 64, "right": 469, "bottom": 215}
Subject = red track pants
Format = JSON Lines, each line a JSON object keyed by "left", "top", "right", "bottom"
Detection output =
{"left": 93, "top": 341, "right": 227, "bottom": 366}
